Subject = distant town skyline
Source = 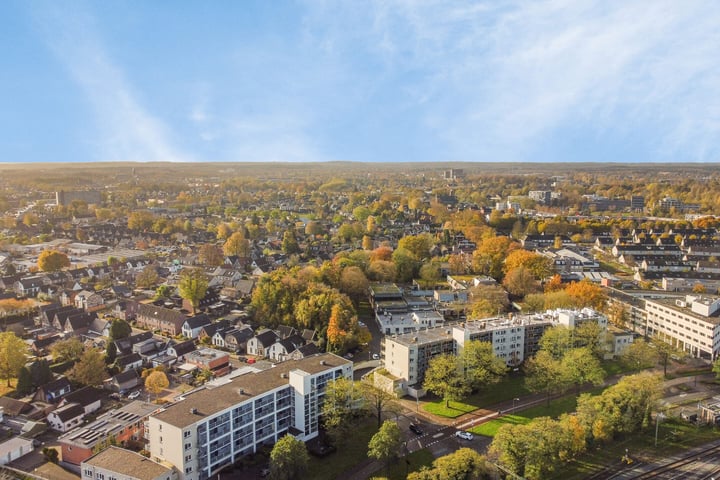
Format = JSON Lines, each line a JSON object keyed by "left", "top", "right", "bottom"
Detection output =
{"left": 2, "top": 1, "right": 719, "bottom": 164}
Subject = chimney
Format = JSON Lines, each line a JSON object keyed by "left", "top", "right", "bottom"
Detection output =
{"left": 190, "top": 408, "right": 197, "bottom": 414}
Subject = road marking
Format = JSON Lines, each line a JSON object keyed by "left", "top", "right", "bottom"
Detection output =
{"left": 433, "top": 433, "right": 444, "bottom": 439}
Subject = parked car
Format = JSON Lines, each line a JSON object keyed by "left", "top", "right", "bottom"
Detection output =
{"left": 455, "top": 431, "right": 474, "bottom": 440}
{"left": 127, "top": 390, "right": 141, "bottom": 400}
{"left": 409, "top": 424, "right": 423, "bottom": 435}
{"left": 372, "top": 353, "right": 380, "bottom": 360}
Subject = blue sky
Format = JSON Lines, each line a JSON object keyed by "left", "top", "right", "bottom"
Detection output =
{"left": 2, "top": 1, "right": 719, "bottom": 164}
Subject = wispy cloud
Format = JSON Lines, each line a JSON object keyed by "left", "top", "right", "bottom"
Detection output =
{"left": 33, "top": 4, "right": 192, "bottom": 162}
{"left": 305, "top": 0, "right": 720, "bottom": 162}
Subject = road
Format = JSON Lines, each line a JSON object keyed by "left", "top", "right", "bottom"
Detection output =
{"left": 609, "top": 441, "right": 720, "bottom": 480}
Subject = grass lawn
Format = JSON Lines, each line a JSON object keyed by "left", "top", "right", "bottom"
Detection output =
{"left": 383, "top": 449, "right": 435, "bottom": 480}
{"left": 551, "top": 418, "right": 720, "bottom": 479}
{"left": 423, "top": 376, "right": 531, "bottom": 418}
{"left": 305, "top": 423, "right": 378, "bottom": 480}
{"left": 471, "top": 387, "right": 605, "bottom": 437}
{"left": 0, "top": 380, "right": 16, "bottom": 397}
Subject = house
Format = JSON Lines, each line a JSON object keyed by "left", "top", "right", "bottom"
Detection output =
{"left": 115, "top": 331, "right": 154, "bottom": 356}
{"left": 63, "top": 311, "right": 98, "bottom": 337}
{"left": 181, "top": 314, "right": 212, "bottom": 339}
{"left": 0, "top": 437, "right": 34, "bottom": 466}
{"left": 116, "top": 352, "right": 143, "bottom": 372}
{"left": 0, "top": 397, "right": 33, "bottom": 417}
{"left": 197, "top": 319, "right": 232, "bottom": 343}
{"left": 218, "top": 326, "right": 253, "bottom": 351}
{"left": 34, "top": 377, "right": 72, "bottom": 403}
{"left": 74, "top": 289, "right": 105, "bottom": 311}
{"left": 136, "top": 304, "right": 187, "bottom": 336}
{"left": 13, "top": 276, "right": 43, "bottom": 297}
{"left": 81, "top": 446, "right": 178, "bottom": 480}
{"left": 181, "top": 287, "right": 220, "bottom": 313}
{"left": 58, "top": 386, "right": 103, "bottom": 415}
{"left": 267, "top": 334, "right": 306, "bottom": 362}
{"left": 246, "top": 329, "right": 280, "bottom": 357}
{"left": 47, "top": 402, "right": 86, "bottom": 432}
{"left": 107, "top": 369, "right": 141, "bottom": 393}
{"left": 288, "top": 342, "right": 320, "bottom": 360}
{"left": 166, "top": 340, "right": 196, "bottom": 362}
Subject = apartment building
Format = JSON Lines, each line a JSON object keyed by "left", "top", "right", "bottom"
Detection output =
{"left": 383, "top": 309, "right": 611, "bottom": 390}
{"left": 645, "top": 295, "right": 720, "bottom": 360}
{"left": 147, "top": 353, "right": 351, "bottom": 480}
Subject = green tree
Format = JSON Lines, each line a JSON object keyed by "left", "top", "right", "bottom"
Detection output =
{"left": 398, "top": 234, "right": 433, "bottom": 260}
{"left": 392, "top": 247, "right": 420, "bottom": 283}
{"left": 109, "top": 319, "right": 132, "bottom": 340}
{"left": 29, "top": 359, "right": 52, "bottom": 387}
{"left": 50, "top": 337, "right": 84, "bottom": 363}
{"left": 37, "top": 250, "right": 70, "bottom": 272}
{"left": 502, "top": 266, "right": 540, "bottom": 297}
{"left": 178, "top": 267, "right": 209, "bottom": 314}
{"left": 561, "top": 347, "right": 606, "bottom": 394}
{"left": 460, "top": 340, "right": 508, "bottom": 392}
{"left": 321, "top": 377, "right": 364, "bottom": 446}
{"left": 653, "top": 340, "right": 680, "bottom": 377}
{"left": 524, "top": 350, "right": 569, "bottom": 405}
{"left": 538, "top": 325, "right": 572, "bottom": 360}
{"left": 69, "top": 348, "right": 107, "bottom": 387}
{"left": 423, "top": 354, "right": 470, "bottom": 408}
{"left": 468, "top": 284, "right": 509, "bottom": 318}
{"left": 282, "top": 227, "right": 301, "bottom": 255}
{"left": 368, "top": 420, "right": 402, "bottom": 468}
{"left": 269, "top": 434, "right": 310, "bottom": 480}
{"left": 621, "top": 339, "right": 658, "bottom": 371}
{"left": 408, "top": 448, "right": 489, "bottom": 480}
{"left": 16, "top": 366, "right": 33, "bottom": 395}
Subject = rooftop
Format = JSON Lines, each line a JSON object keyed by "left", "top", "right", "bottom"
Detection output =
{"left": 83, "top": 446, "right": 173, "bottom": 479}
{"left": 152, "top": 353, "right": 350, "bottom": 428}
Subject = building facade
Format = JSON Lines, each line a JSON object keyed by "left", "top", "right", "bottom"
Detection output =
{"left": 147, "top": 353, "right": 351, "bottom": 480}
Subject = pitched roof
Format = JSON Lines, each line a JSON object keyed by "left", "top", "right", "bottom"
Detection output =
{"left": 254, "top": 329, "right": 279, "bottom": 347}
{"left": 61, "top": 386, "right": 103, "bottom": 407}
{"left": 170, "top": 339, "right": 196, "bottom": 357}
{"left": 183, "top": 313, "right": 212, "bottom": 330}
{"left": 83, "top": 446, "right": 173, "bottom": 479}
{"left": 52, "top": 402, "right": 85, "bottom": 422}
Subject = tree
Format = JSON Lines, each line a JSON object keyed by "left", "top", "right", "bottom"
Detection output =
{"left": 653, "top": 340, "right": 679, "bottom": 377}
{"left": 423, "top": 354, "right": 470, "bottom": 408}
{"left": 68, "top": 348, "right": 107, "bottom": 387}
{"left": 524, "top": 350, "right": 569, "bottom": 405}
{"left": 564, "top": 279, "right": 607, "bottom": 310}
{"left": 282, "top": 227, "right": 300, "bottom": 255}
{"left": 326, "top": 304, "right": 349, "bottom": 353}
{"left": 460, "top": 340, "right": 508, "bottom": 392}
{"left": 392, "top": 247, "right": 420, "bottom": 283}
{"left": 16, "top": 366, "right": 33, "bottom": 395}
{"left": 321, "top": 377, "right": 364, "bottom": 446}
{"left": 418, "top": 262, "right": 442, "bottom": 288}
{"left": 269, "top": 434, "right": 309, "bottom": 480}
{"left": 472, "top": 236, "right": 520, "bottom": 279}
{"left": 198, "top": 243, "right": 224, "bottom": 266}
{"left": 469, "top": 284, "right": 509, "bottom": 318}
{"left": 127, "top": 211, "right": 155, "bottom": 231}
{"left": 145, "top": 370, "right": 169, "bottom": 401}
{"left": 37, "top": 250, "right": 70, "bottom": 272}
{"left": 29, "top": 359, "right": 52, "bottom": 387}
{"left": 223, "top": 232, "right": 250, "bottom": 257}
{"left": 502, "top": 266, "right": 540, "bottom": 297}
{"left": 504, "top": 250, "right": 554, "bottom": 279}
{"left": 109, "top": 319, "right": 131, "bottom": 341}
{"left": 538, "top": 325, "right": 572, "bottom": 359}
{"left": 368, "top": 420, "right": 402, "bottom": 467}
{"left": 398, "top": 234, "right": 433, "bottom": 260}
{"left": 360, "top": 372, "right": 400, "bottom": 428}
{"left": 408, "top": 448, "right": 489, "bottom": 480}
{"left": 561, "top": 347, "right": 606, "bottom": 394}
{"left": 50, "top": 338, "right": 84, "bottom": 363}
{"left": 178, "top": 268, "right": 209, "bottom": 314}
{"left": 135, "top": 265, "right": 160, "bottom": 288}
{"left": 338, "top": 266, "right": 369, "bottom": 303}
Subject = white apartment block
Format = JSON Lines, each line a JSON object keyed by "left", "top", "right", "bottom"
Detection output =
{"left": 645, "top": 295, "right": 720, "bottom": 360}
{"left": 148, "top": 353, "right": 351, "bottom": 480}
{"left": 383, "top": 309, "right": 610, "bottom": 389}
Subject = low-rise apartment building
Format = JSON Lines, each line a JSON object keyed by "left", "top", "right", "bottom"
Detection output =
{"left": 147, "top": 353, "right": 351, "bottom": 480}
{"left": 645, "top": 295, "right": 720, "bottom": 360}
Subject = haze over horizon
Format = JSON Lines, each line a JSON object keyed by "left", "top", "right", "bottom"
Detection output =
{"left": 2, "top": 1, "right": 719, "bottom": 164}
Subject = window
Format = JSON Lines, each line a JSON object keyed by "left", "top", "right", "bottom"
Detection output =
{"left": 84, "top": 469, "right": 93, "bottom": 477}
{"left": 185, "top": 455, "right": 192, "bottom": 462}
{"left": 96, "top": 474, "right": 105, "bottom": 480}
{"left": 185, "top": 442, "right": 192, "bottom": 450}
{"left": 185, "top": 467, "right": 193, "bottom": 474}
{"left": 184, "top": 430, "right": 191, "bottom": 438}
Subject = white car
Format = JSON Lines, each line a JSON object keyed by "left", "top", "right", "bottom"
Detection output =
{"left": 127, "top": 391, "right": 141, "bottom": 400}
{"left": 455, "top": 431, "right": 474, "bottom": 441}
{"left": 372, "top": 353, "right": 380, "bottom": 360}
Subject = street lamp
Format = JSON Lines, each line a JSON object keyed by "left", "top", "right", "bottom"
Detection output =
{"left": 512, "top": 398, "right": 520, "bottom": 413}
{"left": 655, "top": 412, "right": 665, "bottom": 447}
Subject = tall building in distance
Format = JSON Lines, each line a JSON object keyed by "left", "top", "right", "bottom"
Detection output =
{"left": 56, "top": 190, "right": 102, "bottom": 206}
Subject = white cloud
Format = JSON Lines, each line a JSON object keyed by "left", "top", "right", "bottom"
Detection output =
{"left": 34, "top": 5, "right": 193, "bottom": 162}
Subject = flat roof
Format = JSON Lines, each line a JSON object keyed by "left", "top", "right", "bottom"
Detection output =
{"left": 83, "top": 446, "right": 172, "bottom": 479}
{"left": 152, "top": 353, "right": 350, "bottom": 429}
{"left": 386, "top": 326, "right": 455, "bottom": 347}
